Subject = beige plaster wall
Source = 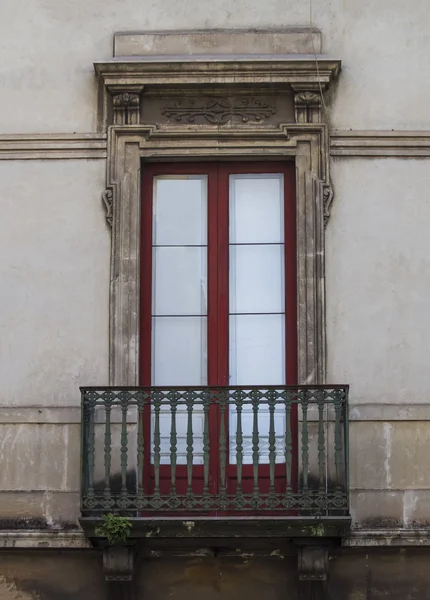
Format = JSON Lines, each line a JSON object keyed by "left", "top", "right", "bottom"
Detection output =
{"left": 327, "top": 159, "right": 430, "bottom": 405}
{"left": 0, "top": 160, "right": 110, "bottom": 407}
{"left": 0, "top": 160, "right": 109, "bottom": 526}
{"left": 0, "top": 0, "right": 429, "bottom": 132}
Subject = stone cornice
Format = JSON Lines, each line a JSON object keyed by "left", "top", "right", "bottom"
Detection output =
{"left": 94, "top": 55, "right": 341, "bottom": 87}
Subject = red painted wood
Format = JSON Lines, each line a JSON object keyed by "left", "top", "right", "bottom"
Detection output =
{"left": 139, "top": 160, "right": 298, "bottom": 511}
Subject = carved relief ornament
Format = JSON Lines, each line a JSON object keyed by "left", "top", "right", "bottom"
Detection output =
{"left": 94, "top": 56, "right": 341, "bottom": 388}
{"left": 161, "top": 97, "right": 276, "bottom": 125}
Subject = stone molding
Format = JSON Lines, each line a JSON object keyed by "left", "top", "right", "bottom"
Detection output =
{"left": 104, "top": 124, "right": 330, "bottom": 387}
{"left": 0, "top": 133, "right": 107, "bottom": 160}
{"left": 1, "top": 131, "right": 430, "bottom": 159}
{"left": 2, "top": 528, "right": 430, "bottom": 549}
{"left": 331, "top": 130, "right": 430, "bottom": 157}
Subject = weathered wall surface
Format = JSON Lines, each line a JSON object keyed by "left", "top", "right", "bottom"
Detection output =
{"left": 2, "top": 551, "right": 430, "bottom": 600}
{"left": 0, "top": 159, "right": 109, "bottom": 526}
{"left": 0, "top": 0, "right": 429, "bottom": 132}
{"left": 327, "top": 159, "right": 430, "bottom": 528}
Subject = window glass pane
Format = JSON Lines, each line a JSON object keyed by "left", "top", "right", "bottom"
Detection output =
{"left": 229, "top": 244, "right": 284, "bottom": 314}
{"left": 229, "top": 404, "right": 286, "bottom": 464}
{"left": 152, "top": 317, "right": 207, "bottom": 386}
{"left": 229, "top": 314, "right": 285, "bottom": 386}
{"left": 153, "top": 176, "right": 207, "bottom": 246}
{"left": 229, "top": 174, "right": 284, "bottom": 244}
{"left": 153, "top": 247, "right": 207, "bottom": 316}
{"left": 154, "top": 406, "right": 204, "bottom": 465}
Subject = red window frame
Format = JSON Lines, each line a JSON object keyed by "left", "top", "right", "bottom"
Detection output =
{"left": 140, "top": 161, "right": 298, "bottom": 504}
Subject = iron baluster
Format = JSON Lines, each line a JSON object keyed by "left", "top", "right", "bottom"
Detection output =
{"left": 252, "top": 393, "right": 259, "bottom": 496}
{"left": 235, "top": 393, "right": 244, "bottom": 496}
{"left": 285, "top": 394, "right": 292, "bottom": 493}
{"left": 301, "top": 391, "right": 309, "bottom": 492}
{"left": 170, "top": 395, "right": 178, "bottom": 495}
{"left": 153, "top": 394, "right": 161, "bottom": 496}
{"left": 202, "top": 392, "right": 210, "bottom": 497}
{"left": 268, "top": 393, "right": 276, "bottom": 494}
{"left": 219, "top": 390, "right": 227, "bottom": 498}
{"left": 120, "top": 393, "right": 129, "bottom": 497}
{"left": 137, "top": 392, "right": 145, "bottom": 501}
{"left": 104, "top": 398, "right": 112, "bottom": 499}
{"left": 186, "top": 393, "right": 194, "bottom": 495}
{"left": 317, "top": 391, "right": 326, "bottom": 493}
{"left": 334, "top": 390, "right": 344, "bottom": 490}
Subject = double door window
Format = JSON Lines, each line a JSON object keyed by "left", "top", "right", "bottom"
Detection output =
{"left": 140, "top": 161, "right": 296, "bottom": 475}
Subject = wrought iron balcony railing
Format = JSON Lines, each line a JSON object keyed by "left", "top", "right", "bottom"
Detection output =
{"left": 81, "top": 386, "right": 349, "bottom": 516}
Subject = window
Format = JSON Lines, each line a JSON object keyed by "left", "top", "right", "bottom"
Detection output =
{"left": 140, "top": 161, "right": 297, "bottom": 500}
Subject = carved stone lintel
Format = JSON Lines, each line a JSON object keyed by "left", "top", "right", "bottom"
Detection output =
{"left": 293, "top": 90, "right": 322, "bottom": 124}
{"left": 103, "top": 546, "right": 134, "bottom": 581}
{"left": 111, "top": 87, "right": 144, "bottom": 125}
{"left": 102, "top": 187, "right": 114, "bottom": 228}
{"left": 321, "top": 183, "right": 334, "bottom": 228}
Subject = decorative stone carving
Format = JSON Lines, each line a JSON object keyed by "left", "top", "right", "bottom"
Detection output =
{"left": 161, "top": 97, "right": 276, "bottom": 125}
{"left": 102, "top": 187, "right": 114, "bottom": 228}
{"left": 103, "top": 546, "right": 134, "bottom": 581}
{"left": 294, "top": 90, "right": 322, "bottom": 124}
{"left": 112, "top": 92, "right": 141, "bottom": 125}
{"left": 321, "top": 183, "right": 334, "bottom": 227}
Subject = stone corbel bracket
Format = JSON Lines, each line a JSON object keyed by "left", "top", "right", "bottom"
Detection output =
{"left": 297, "top": 544, "right": 330, "bottom": 600}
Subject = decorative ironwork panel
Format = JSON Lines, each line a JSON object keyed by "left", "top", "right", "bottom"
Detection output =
{"left": 80, "top": 385, "right": 349, "bottom": 516}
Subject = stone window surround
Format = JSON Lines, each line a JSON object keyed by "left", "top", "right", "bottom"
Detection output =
{"left": 95, "top": 53, "right": 341, "bottom": 387}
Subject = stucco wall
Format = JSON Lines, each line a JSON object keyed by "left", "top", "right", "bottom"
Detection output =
{"left": 0, "top": 160, "right": 109, "bottom": 526}
{"left": 0, "top": 0, "right": 429, "bottom": 132}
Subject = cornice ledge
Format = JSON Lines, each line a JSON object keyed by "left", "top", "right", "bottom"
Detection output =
{"left": 343, "top": 528, "right": 430, "bottom": 547}
{"left": 94, "top": 55, "right": 341, "bottom": 86}
{"left": 0, "top": 530, "right": 91, "bottom": 549}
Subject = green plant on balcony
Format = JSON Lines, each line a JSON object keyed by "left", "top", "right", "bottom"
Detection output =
{"left": 95, "top": 513, "right": 132, "bottom": 545}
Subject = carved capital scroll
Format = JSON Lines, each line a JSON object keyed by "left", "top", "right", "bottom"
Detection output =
{"left": 293, "top": 88, "right": 323, "bottom": 123}
{"left": 110, "top": 87, "right": 144, "bottom": 125}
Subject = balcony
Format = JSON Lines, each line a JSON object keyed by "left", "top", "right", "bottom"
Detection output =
{"left": 80, "top": 385, "right": 350, "bottom": 544}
